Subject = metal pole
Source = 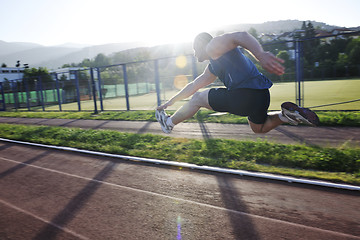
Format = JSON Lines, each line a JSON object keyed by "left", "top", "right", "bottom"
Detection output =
{"left": 97, "top": 68, "right": 104, "bottom": 111}
{"left": 154, "top": 60, "right": 161, "bottom": 107}
{"left": 74, "top": 71, "right": 81, "bottom": 111}
{"left": 12, "top": 81, "right": 19, "bottom": 110}
{"left": 24, "top": 78, "right": 30, "bottom": 111}
{"left": 122, "top": 64, "right": 130, "bottom": 111}
{"left": 295, "top": 40, "right": 304, "bottom": 107}
{"left": 90, "top": 68, "right": 98, "bottom": 114}
{"left": 54, "top": 74, "right": 62, "bottom": 111}
{"left": 19, "top": 81, "right": 24, "bottom": 104}
{"left": 38, "top": 77, "right": 45, "bottom": 111}
{"left": 0, "top": 82, "right": 5, "bottom": 111}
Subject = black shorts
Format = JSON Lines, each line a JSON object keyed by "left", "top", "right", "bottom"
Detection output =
{"left": 208, "top": 88, "right": 270, "bottom": 124}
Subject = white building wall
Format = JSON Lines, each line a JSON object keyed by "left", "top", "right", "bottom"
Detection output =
{"left": 0, "top": 68, "right": 25, "bottom": 82}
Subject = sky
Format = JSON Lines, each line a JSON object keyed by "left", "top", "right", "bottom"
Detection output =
{"left": 0, "top": 0, "right": 359, "bottom": 46}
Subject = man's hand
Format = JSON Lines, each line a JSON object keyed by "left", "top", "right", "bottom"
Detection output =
{"left": 258, "top": 51, "right": 285, "bottom": 76}
{"left": 156, "top": 100, "right": 173, "bottom": 111}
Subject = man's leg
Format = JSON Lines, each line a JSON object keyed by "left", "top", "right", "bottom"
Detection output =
{"left": 171, "top": 89, "right": 212, "bottom": 125}
{"left": 248, "top": 111, "right": 285, "bottom": 134}
{"left": 248, "top": 101, "right": 320, "bottom": 134}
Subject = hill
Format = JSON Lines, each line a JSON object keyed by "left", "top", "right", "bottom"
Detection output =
{"left": 214, "top": 20, "right": 340, "bottom": 35}
{"left": 0, "top": 42, "right": 145, "bottom": 69}
{"left": 0, "top": 20, "right": 354, "bottom": 69}
{"left": 36, "top": 42, "right": 145, "bottom": 69}
{"left": 0, "top": 40, "right": 43, "bottom": 57}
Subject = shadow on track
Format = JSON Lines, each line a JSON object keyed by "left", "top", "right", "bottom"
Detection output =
{"left": 33, "top": 161, "right": 116, "bottom": 240}
{"left": 0, "top": 150, "right": 51, "bottom": 179}
{"left": 216, "top": 174, "right": 260, "bottom": 239}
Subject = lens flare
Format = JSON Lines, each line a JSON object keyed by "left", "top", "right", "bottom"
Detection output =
{"left": 177, "top": 216, "right": 182, "bottom": 240}
{"left": 173, "top": 75, "right": 188, "bottom": 90}
{"left": 175, "top": 55, "right": 187, "bottom": 68}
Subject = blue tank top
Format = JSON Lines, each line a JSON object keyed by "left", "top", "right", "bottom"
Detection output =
{"left": 208, "top": 48, "right": 273, "bottom": 90}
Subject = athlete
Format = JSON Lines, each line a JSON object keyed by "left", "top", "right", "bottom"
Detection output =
{"left": 155, "top": 31, "right": 319, "bottom": 134}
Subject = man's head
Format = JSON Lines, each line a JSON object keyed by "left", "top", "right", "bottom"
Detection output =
{"left": 193, "top": 32, "right": 213, "bottom": 62}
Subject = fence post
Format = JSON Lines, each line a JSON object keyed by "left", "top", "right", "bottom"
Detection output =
{"left": 154, "top": 59, "right": 161, "bottom": 107}
{"left": 295, "top": 39, "right": 304, "bottom": 107}
{"left": 0, "top": 82, "right": 5, "bottom": 111}
{"left": 53, "top": 73, "right": 62, "bottom": 111}
{"left": 122, "top": 64, "right": 130, "bottom": 111}
{"left": 74, "top": 70, "right": 81, "bottom": 111}
{"left": 12, "top": 81, "right": 19, "bottom": 110}
{"left": 12, "top": 82, "right": 17, "bottom": 110}
{"left": 38, "top": 77, "right": 45, "bottom": 111}
{"left": 90, "top": 68, "right": 98, "bottom": 114}
{"left": 97, "top": 68, "right": 104, "bottom": 111}
{"left": 23, "top": 78, "right": 30, "bottom": 110}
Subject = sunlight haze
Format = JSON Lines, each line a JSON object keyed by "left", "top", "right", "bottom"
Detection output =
{"left": 1, "top": 0, "right": 359, "bottom": 46}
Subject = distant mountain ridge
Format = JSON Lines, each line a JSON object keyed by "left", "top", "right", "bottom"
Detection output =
{"left": 0, "top": 40, "right": 43, "bottom": 56}
{"left": 0, "top": 42, "right": 145, "bottom": 69}
{"left": 1, "top": 20, "right": 358, "bottom": 69}
{"left": 216, "top": 20, "right": 343, "bottom": 34}
{"left": 36, "top": 42, "right": 145, "bottom": 69}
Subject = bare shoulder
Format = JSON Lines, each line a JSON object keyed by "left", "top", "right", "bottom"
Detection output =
{"left": 205, "top": 32, "right": 241, "bottom": 59}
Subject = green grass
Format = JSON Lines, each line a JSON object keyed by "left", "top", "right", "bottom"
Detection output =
{"left": 0, "top": 123, "right": 359, "bottom": 185}
{"left": 269, "top": 79, "right": 360, "bottom": 110}
{"left": 0, "top": 109, "right": 360, "bottom": 126}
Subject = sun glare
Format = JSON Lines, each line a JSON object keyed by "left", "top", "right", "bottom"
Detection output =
{"left": 141, "top": 29, "right": 197, "bottom": 46}
{"left": 175, "top": 55, "right": 187, "bottom": 68}
{"left": 173, "top": 75, "right": 189, "bottom": 90}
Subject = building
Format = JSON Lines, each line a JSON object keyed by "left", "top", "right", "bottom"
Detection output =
{"left": 50, "top": 67, "right": 85, "bottom": 81}
{"left": 0, "top": 67, "right": 25, "bottom": 83}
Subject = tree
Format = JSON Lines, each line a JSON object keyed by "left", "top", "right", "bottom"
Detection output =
{"left": 248, "top": 28, "right": 259, "bottom": 40}
{"left": 301, "top": 21, "right": 307, "bottom": 31}
{"left": 336, "top": 53, "right": 350, "bottom": 76}
{"left": 94, "top": 53, "right": 111, "bottom": 67}
{"left": 80, "top": 58, "right": 92, "bottom": 67}
{"left": 277, "top": 50, "right": 293, "bottom": 68}
{"left": 349, "top": 45, "right": 360, "bottom": 64}
{"left": 61, "top": 64, "right": 72, "bottom": 68}
{"left": 23, "top": 67, "right": 53, "bottom": 90}
{"left": 305, "top": 22, "right": 316, "bottom": 39}
{"left": 347, "top": 38, "right": 360, "bottom": 64}
{"left": 301, "top": 21, "right": 320, "bottom": 67}
{"left": 1, "top": 63, "right": 7, "bottom": 67}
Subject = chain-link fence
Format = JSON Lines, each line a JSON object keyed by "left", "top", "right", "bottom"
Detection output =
{"left": 1, "top": 31, "right": 359, "bottom": 112}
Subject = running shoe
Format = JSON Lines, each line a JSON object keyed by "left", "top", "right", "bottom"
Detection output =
{"left": 155, "top": 109, "right": 173, "bottom": 133}
{"left": 282, "top": 112, "right": 299, "bottom": 126}
{"left": 281, "top": 102, "right": 320, "bottom": 126}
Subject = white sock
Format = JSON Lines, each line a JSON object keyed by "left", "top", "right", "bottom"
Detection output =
{"left": 166, "top": 117, "right": 175, "bottom": 127}
{"left": 271, "top": 111, "right": 289, "bottom": 123}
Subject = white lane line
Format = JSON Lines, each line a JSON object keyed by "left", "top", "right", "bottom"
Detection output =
{"left": 0, "top": 198, "right": 89, "bottom": 240}
{"left": 1, "top": 156, "right": 359, "bottom": 239}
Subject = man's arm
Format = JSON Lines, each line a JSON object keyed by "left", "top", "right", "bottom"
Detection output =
{"left": 156, "top": 66, "right": 217, "bottom": 110}
{"left": 206, "top": 32, "right": 285, "bottom": 75}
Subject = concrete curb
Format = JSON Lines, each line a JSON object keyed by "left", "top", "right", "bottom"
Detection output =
{"left": 1, "top": 137, "right": 359, "bottom": 191}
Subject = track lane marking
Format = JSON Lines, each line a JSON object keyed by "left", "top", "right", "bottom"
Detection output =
{"left": 1, "top": 156, "right": 359, "bottom": 239}
{"left": 0, "top": 198, "right": 89, "bottom": 240}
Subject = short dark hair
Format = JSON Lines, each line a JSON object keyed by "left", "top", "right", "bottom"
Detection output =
{"left": 194, "top": 32, "right": 213, "bottom": 47}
